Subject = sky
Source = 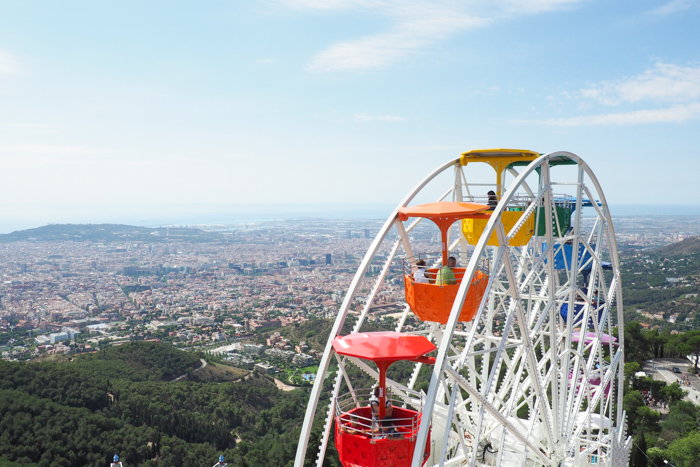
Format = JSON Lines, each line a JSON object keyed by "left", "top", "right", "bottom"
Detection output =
{"left": 1, "top": 0, "right": 700, "bottom": 232}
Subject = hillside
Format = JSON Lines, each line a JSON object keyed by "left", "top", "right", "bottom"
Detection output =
{"left": 621, "top": 235, "right": 700, "bottom": 331}
{"left": 655, "top": 236, "right": 700, "bottom": 256}
{"left": 75, "top": 341, "right": 203, "bottom": 381}
{"left": 253, "top": 316, "right": 391, "bottom": 351}
{"left": 0, "top": 223, "right": 214, "bottom": 243}
{"left": 0, "top": 342, "right": 312, "bottom": 467}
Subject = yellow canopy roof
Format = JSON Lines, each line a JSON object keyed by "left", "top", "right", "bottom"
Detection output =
{"left": 459, "top": 148, "right": 540, "bottom": 166}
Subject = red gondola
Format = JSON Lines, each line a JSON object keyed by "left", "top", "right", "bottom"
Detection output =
{"left": 332, "top": 332, "right": 436, "bottom": 467}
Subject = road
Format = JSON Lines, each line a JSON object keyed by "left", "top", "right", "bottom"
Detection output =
{"left": 172, "top": 358, "right": 208, "bottom": 382}
{"left": 273, "top": 378, "right": 298, "bottom": 392}
{"left": 643, "top": 358, "right": 700, "bottom": 405}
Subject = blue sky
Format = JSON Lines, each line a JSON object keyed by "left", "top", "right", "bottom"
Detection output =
{"left": 1, "top": 0, "right": 699, "bottom": 232}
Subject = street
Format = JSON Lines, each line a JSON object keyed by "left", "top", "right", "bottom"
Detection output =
{"left": 643, "top": 357, "right": 700, "bottom": 405}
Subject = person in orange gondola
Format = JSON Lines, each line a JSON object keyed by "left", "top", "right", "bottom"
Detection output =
{"left": 436, "top": 256, "right": 457, "bottom": 285}
{"left": 413, "top": 259, "right": 429, "bottom": 283}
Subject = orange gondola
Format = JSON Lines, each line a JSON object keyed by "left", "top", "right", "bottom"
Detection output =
{"left": 398, "top": 202, "right": 490, "bottom": 324}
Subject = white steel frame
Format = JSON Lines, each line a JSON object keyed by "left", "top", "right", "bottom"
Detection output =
{"left": 294, "top": 152, "right": 632, "bottom": 467}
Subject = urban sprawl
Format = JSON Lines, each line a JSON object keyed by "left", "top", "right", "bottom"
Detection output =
{"left": 1, "top": 216, "right": 699, "bottom": 376}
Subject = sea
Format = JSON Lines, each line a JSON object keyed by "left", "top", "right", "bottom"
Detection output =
{"left": 1, "top": 203, "right": 699, "bottom": 235}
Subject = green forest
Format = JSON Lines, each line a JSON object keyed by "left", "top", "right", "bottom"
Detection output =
{"left": 624, "top": 325, "right": 700, "bottom": 467}
{"left": 3, "top": 325, "right": 700, "bottom": 466}
{"left": 0, "top": 342, "right": 312, "bottom": 467}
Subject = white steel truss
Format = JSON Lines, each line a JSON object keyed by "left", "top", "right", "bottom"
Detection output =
{"left": 294, "top": 151, "right": 632, "bottom": 467}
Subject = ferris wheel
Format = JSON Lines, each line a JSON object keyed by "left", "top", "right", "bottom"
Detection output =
{"left": 294, "top": 149, "right": 632, "bottom": 467}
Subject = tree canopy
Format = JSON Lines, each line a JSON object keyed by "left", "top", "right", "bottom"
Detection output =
{"left": 0, "top": 342, "right": 318, "bottom": 466}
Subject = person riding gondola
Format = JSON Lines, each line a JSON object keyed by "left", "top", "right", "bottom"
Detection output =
{"left": 436, "top": 257, "right": 457, "bottom": 285}
{"left": 413, "top": 259, "right": 429, "bottom": 284}
{"left": 369, "top": 395, "right": 403, "bottom": 440}
{"left": 487, "top": 190, "right": 498, "bottom": 210}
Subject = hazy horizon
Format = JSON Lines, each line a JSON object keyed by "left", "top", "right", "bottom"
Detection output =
{"left": 2, "top": 203, "right": 700, "bottom": 235}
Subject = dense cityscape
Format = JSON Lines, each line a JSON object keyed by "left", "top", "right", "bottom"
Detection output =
{"left": 0, "top": 220, "right": 403, "bottom": 368}
{"left": 2, "top": 215, "right": 700, "bottom": 366}
{"left": 1, "top": 215, "right": 700, "bottom": 466}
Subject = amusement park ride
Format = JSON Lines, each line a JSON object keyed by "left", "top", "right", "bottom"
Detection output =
{"left": 294, "top": 150, "right": 632, "bottom": 467}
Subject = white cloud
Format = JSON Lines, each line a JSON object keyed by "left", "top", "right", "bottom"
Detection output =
{"left": 7, "top": 123, "right": 58, "bottom": 134}
{"left": 307, "top": 12, "right": 487, "bottom": 71}
{"left": 221, "top": 153, "right": 251, "bottom": 159}
{"left": 0, "top": 145, "right": 113, "bottom": 169}
{"left": 582, "top": 62, "right": 700, "bottom": 105}
{"left": 498, "top": 0, "right": 583, "bottom": 15}
{"left": 0, "top": 50, "right": 18, "bottom": 74}
{"left": 536, "top": 62, "right": 700, "bottom": 126}
{"left": 0, "top": 144, "right": 111, "bottom": 156}
{"left": 281, "top": 0, "right": 585, "bottom": 72}
{"left": 541, "top": 102, "right": 700, "bottom": 126}
{"left": 0, "top": 145, "right": 251, "bottom": 172}
{"left": 646, "top": 0, "right": 699, "bottom": 17}
{"left": 280, "top": 0, "right": 382, "bottom": 11}
{"left": 354, "top": 113, "right": 407, "bottom": 121}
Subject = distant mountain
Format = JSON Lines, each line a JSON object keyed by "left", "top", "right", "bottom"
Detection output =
{"left": 655, "top": 236, "right": 700, "bottom": 256}
{"left": 0, "top": 223, "right": 213, "bottom": 242}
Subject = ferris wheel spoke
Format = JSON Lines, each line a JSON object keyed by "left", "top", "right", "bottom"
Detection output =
{"left": 497, "top": 228, "right": 557, "bottom": 451}
{"left": 297, "top": 150, "right": 630, "bottom": 467}
{"left": 314, "top": 370, "right": 344, "bottom": 467}
{"left": 445, "top": 366, "right": 554, "bottom": 465}
{"left": 437, "top": 378, "right": 462, "bottom": 464}
{"left": 570, "top": 351, "right": 623, "bottom": 442}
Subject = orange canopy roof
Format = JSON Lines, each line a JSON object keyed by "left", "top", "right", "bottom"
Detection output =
{"left": 398, "top": 201, "right": 489, "bottom": 223}
{"left": 398, "top": 202, "right": 491, "bottom": 265}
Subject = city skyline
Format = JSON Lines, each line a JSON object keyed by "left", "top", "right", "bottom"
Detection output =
{"left": 2, "top": 1, "right": 700, "bottom": 233}
{"left": 2, "top": 216, "right": 698, "bottom": 361}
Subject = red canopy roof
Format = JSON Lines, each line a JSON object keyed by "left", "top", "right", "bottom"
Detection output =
{"left": 332, "top": 332, "right": 436, "bottom": 363}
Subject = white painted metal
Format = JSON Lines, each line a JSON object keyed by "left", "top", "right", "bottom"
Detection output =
{"left": 294, "top": 151, "right": 631, "bottom": 467}
{"left": 293, "top": 159, "right": 458, "bottom": 467}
